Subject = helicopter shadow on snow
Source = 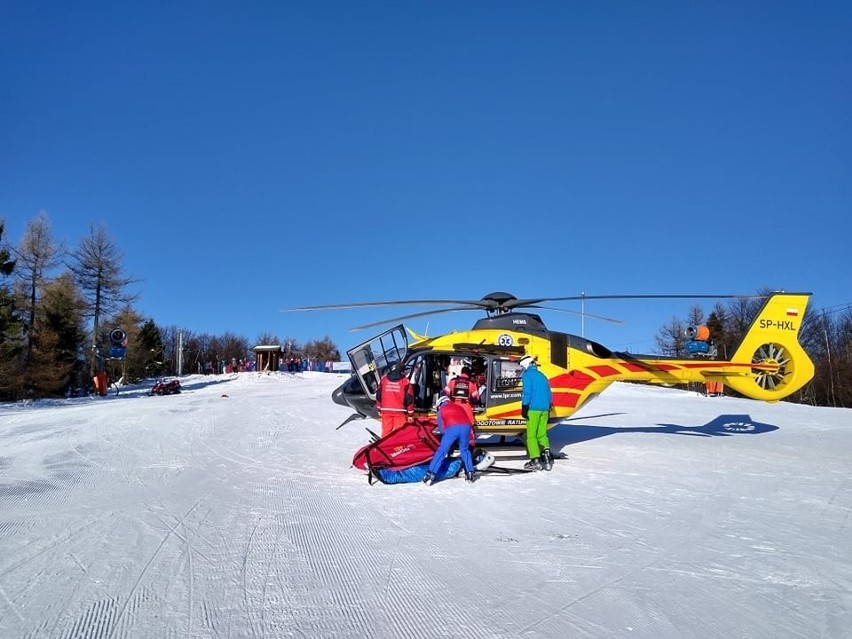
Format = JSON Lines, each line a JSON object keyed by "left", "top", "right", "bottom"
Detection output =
{"left": 547, "top": 413, "right": 779, "bottom": 450}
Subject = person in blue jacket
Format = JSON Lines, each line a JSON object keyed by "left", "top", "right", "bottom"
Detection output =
{"left": 519, "top": 355, "right": 553, "bottom": 471}
{"left": 422, "top": 395, "right": 476, "bottom": 485}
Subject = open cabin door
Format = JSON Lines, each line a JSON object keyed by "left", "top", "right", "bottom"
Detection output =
{"left": 346, "top": 325, "right": 408, "bottom": 400}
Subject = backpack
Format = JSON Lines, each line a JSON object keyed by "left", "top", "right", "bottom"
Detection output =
{"left": 352, "top": 419, "right": 442, "bottom": 485}
{"left": 450, "top": 376, "right": 472, "bottom": 401}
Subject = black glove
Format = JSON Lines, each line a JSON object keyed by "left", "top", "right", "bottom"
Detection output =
{"left": 521, "top": 405, "right": 529, "bottom": 419}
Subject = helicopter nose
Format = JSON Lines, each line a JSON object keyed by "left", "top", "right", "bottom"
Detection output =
{"left": 332, "top": 380, "right": 353, "bottom": 408}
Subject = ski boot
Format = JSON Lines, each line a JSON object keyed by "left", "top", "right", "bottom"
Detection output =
{"left": 523, "top": 458, "right": 542, "bottom": 471}
{"left": 464, "top": 470, "right": 477, "bottom": 484}
{"left": 422, "top": 471, "right": 436, "bottom": 486}
{"left": 541, "top": 448, "right": 554, "bottom": 471}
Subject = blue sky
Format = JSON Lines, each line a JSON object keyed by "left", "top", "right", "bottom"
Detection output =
{"left": 2, "top": 1, "right": 850, "bottom": 355}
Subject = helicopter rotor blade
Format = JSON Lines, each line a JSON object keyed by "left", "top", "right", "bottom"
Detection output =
{"left": 283, "top": 299, "right": 488, "bottom": 312}
{"left": 283, "top": 293, "right": 765, "bottom": 313}
{"left": 522, "top": 293, "right": 765, "bottom": 304}
{"left": 283, "top": 292, "right": 770, "bottom": 331}
{"left": 530, "top": 305, "right": 625, "bottom": 325}
{"left": 348, "top": 307, "right": 477, "bottom": 332}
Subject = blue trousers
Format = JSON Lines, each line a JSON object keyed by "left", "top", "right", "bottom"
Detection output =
{"left": 428, "top": 425, "right": 474, "bottom": 474}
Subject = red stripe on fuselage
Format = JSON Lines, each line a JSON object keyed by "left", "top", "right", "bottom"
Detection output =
{"left": 551, "top": 392, "right": 580, "bottom": 408}
{"left": 588, "top": 365, "right": 620, "bottom": 377}
{"left": 550, "top": 371, "right": 596, "bottom": 390}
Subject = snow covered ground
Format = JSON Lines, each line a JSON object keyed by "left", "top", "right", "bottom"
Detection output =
{"left": 1, "top": 372, "right": 850, "bottom": 639}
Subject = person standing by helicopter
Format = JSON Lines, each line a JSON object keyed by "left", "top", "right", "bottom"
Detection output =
{"left": 376, "top": 361, "right": 415, "bottom": 438}
{"left": 518, "top": 355, "right": 553, "bottom": 471}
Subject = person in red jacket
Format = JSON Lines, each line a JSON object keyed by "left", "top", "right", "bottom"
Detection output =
{"left": 422, "top": 395, "right": 476, "bottom": 485}
{"left": 375, "top": 361, "right": 415, "bottom": 437}
{"left": 443, "top": 365, "right": 479, "bottom": 423}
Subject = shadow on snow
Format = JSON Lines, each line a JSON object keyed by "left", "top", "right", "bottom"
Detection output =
{"left": 549, "top": 413, "right": 779, "bottom": 449}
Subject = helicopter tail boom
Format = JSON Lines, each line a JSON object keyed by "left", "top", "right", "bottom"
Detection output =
{"left": 721, "top": 293, "right": 814, "bottom": 402}
{"left": 590, "top": 293, "right": 815, "bottom": 405}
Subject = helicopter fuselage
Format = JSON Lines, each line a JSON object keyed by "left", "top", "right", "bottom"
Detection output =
{"left": 333, "top": 293, "right": 815, "bottom": 436}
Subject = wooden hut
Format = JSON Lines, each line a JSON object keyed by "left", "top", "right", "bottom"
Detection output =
{"left": 252, "top": 345, "right": 283, "bottom": 372}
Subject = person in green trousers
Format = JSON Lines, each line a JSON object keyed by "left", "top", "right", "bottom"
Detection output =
{"left": 519, "top": 355, "right": 554, "bottom": 471}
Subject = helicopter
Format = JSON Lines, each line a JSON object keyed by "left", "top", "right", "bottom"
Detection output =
{"left": 284, "top": 291, "right": 815, "bottom": 436}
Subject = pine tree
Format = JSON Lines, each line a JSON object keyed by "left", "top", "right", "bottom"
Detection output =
{"left": 14, "top": 212, "right": 63, "bottom": 365}
{"left": 68, "top": 225, "right": 139, "bottom": 377}
{"left": 138, "top": 319, "right": 166, "bottom": 378}
{"left": 0, "top": 220, "right": 19, "bottom": 339}
{"left": 0, "top": 221, "right": 24, "bottom": 400}
{"left": 22, "top": 326, "right": 74, "bottom": 397}
{"left": 41, "top": 273, "right": 88, "bottom": 394}
{"left": 705, "top": 303, "right": 731, "bottom": 359}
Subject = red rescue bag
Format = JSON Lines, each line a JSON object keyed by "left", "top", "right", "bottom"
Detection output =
{"left": 352, "top": 419, "right": 441, "bottom": 482}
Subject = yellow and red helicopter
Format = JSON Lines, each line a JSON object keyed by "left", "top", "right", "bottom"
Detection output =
{"left": 285, "top": 291, "right": 815, "bottom": 436}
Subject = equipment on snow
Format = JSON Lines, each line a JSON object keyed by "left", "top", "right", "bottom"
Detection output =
{"left": 149, "top": 379, "right": 181, "bottom": 396}
{"left": 353, "top": 419, "right": 442, "bottom": 485}
{"left": 524, "top": 458, "right": 543, "bottom": 471}
{"left": 541, "top": 448, "right": 554, "bottom": 471}
{"left": 376, "top": 458, "right": 462, "bottom": 485}
{"left": 352, "top": 420, "right": 546, "bottom": 484}
{"left": 473, "top": 449, "right": 496, "bottom": 471}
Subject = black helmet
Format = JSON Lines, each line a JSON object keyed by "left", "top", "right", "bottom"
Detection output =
{"left": 387, "top": 361, "right": 404, "bottom": 380}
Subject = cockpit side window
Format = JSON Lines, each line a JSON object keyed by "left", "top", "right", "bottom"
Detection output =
{"left": 346, "top": 325, "right": 408, "bottom": 399}
{"left": 491, "top": 359, "right": 524, "bottom": 391}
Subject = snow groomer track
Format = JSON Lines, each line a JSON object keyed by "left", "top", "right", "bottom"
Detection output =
{"left": 1, "top": 373, "right": 850, "bottom": 638}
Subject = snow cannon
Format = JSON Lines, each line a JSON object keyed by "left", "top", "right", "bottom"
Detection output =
{"left": 108, "top": 328, "right": 127, "bottom": 359}
{"left": 685, "top": 325, "right": 710, "bottom": 341}
{"left": 685, "top": 325, "right": 712, "bottom": 355}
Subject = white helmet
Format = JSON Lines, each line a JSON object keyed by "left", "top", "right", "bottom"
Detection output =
{"left": 518, "top": 355, "right": 536, "bottom": 370}
{"left": 436, "top": 395, "right": 451, "bottom": 409}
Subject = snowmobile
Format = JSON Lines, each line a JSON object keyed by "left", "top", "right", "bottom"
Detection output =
{"left": 149, "top": 378, "right": 182, "bottom": 396}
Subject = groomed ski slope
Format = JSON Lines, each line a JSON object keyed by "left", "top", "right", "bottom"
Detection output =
{"left": 1, "top": 373, "right": 850, "bottom": 639}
